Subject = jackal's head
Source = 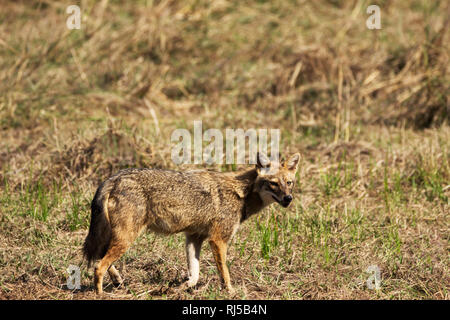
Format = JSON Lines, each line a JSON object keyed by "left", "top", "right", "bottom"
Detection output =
{"left": 254, "top": 152, "right": 301, "bottom": 208}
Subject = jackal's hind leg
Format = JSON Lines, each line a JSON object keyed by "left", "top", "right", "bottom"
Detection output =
{"left": 185, "top": 233, "right": 206, "bottom": 288}
{"left": 95, "top": 243, "right": 127, "bottom": 294}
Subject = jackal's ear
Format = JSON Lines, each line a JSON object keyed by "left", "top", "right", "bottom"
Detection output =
{"left": 285, "top": 153, "right": 301, "bottom": 171}
{"left": 256, "top": 152, "right": 271, "bottom": 171}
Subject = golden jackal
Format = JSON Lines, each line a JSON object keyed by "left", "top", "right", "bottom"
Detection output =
{"left": 83, "top": 152, "right": 300, "bottom": 294}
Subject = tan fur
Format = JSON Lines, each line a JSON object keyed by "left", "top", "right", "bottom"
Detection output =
{"left": 83, "top": 152, "right": 301, "bottom": 294}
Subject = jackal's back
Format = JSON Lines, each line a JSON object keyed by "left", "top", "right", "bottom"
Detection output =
{"left": 102, "top": 168, "right": 245, "bottom": 236}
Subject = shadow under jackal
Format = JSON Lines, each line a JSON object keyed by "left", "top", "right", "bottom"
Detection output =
{"left": 83, "top": 152, "right": 301, "bottom": 294}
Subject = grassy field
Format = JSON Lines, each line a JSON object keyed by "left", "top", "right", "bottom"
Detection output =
{"left": 0, "top": 0, "right": 448, "bottom": 300}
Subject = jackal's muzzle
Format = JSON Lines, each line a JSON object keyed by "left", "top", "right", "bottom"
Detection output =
{"left": 272, "top": 194, "right": 293, "bottom": 208}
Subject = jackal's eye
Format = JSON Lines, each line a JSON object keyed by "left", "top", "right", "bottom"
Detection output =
{"left": 287, "top": 181, "right": 293, "bottom": 187}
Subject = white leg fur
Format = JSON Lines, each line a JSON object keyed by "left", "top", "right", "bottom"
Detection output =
{"left": 185, "top": 234, "right": 204, "bottom": 287}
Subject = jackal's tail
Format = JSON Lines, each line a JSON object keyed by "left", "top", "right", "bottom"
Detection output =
{"left": 82, "top": 181, "right": 113, "bottom": 268}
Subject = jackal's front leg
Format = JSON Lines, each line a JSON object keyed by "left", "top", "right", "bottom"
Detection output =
{"left": 185, "top": 233, "right": 205, "bottom": 288}
{"left": 209, "top": 238, "right": 234, "bottom": 293}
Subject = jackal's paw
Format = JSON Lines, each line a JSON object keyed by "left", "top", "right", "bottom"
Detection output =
{"left": 186, "top": 277, "right": 199, "bottom": 288}
{"left": 112, "top": 279, "right": 124, "bottom": 288}
{"left": 226, "top": 285, "right": 235, "bottom": 295}
{"left": 110, "top": 277, "right": 123, "bottom": 287}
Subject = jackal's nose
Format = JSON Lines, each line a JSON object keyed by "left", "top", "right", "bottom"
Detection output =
{"left": 280, "top": 195, "right": 292, "bottom": 208}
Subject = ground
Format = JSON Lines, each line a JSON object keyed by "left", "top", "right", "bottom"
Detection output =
{"left": 0, "top": 0, "right": 448, "bottom": 299}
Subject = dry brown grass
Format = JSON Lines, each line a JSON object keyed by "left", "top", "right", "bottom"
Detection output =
{"left": 0, "top": 0, "right": 448, "bottom": 300}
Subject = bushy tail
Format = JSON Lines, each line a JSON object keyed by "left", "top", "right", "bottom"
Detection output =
{"left": 83, "top": 182, "right": 114, "bottom": 268}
